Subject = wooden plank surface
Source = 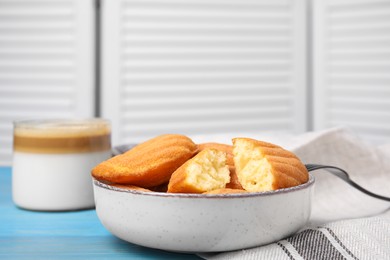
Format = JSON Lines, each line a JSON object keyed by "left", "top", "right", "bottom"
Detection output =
{"left": 0, "top": 167, "right": 202, "bottom": 259}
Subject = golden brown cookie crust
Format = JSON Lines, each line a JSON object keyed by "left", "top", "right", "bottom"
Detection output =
{"left": 92, "top": 134, "right": 197, "bottom": 187}
{"left": 111, "top": 184, "right": 152, "bottom": 192}
{"left": 203, "top": 188, "right": 247, "bottom": 194}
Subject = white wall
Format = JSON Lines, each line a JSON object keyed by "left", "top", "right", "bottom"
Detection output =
{"left": 0, "top": 0, "right": 96, "bottom": 166}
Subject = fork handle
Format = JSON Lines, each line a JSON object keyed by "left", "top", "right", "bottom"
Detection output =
{"left": 305, "top": 164, "right": 390, "bottom": 202}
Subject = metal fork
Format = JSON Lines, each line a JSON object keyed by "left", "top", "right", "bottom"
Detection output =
{"left": 306, "top": 164, "right": 390, "bottom": 202}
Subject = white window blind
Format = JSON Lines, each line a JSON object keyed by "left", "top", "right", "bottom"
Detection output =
{"left": 0, "top": 0, "right": 95, "bottom": 165}
{"left": 101, "top": 0, "right": 308, "bottom": 146}
{"left": 313, "top": 0, "right": 390, "bottom": 144}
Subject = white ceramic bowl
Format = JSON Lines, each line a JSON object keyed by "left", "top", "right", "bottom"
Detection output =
{"left": 93, "top": 175, "right": 314, "bottom": 252}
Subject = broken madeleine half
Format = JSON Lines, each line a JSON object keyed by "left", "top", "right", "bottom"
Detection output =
{"left": 197, "top": 142, "right": 242, "bottom": 190}
{"left": 197, "top": 142, "right": 234, "bottom": 167}
{"left": 168, "top": 148, "right": 230, "bottom": 193}
{"left": 232, "top": 138, "right": 308, "bottom": 192}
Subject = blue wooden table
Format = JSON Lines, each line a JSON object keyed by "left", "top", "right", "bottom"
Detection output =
{"left": 0, "top": 167, "right": 202, "bottom": 259}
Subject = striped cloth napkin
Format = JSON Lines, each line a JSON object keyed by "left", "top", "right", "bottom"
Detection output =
{"left": 196, "top": 128, "right": 390, "bottom": 260}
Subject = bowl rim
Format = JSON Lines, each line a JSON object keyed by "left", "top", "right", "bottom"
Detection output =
{"left": 93, "top": 174, "right": 314, "bottom": 199}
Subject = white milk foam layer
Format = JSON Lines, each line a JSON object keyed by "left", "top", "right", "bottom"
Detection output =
{"left": 12, "top": 150, "right": 111, "bottom": 211}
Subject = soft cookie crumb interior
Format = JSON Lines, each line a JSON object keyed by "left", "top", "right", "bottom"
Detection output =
{"left": 234, "top": 139, "right": 275, "bottom": 192}
{"left": 187, "top": 149, "right": 230, "bottom": 191}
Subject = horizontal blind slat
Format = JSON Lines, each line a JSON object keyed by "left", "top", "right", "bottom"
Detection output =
{"left": 315, "top": 0, "right": 390, "bottom": 144}
{"left": 102, "top": 0, "right": 306, "bottom": 144}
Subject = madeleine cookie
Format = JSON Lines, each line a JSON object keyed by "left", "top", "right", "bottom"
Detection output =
{"left": 197, "top": 143, "right": 234, "bottom": 166}
{"left": 197, "top": 143, "right": 242, "bottom": 189}
{"left": 232, "top": 138, "right": 308, "bottom": 192}
{"left": 168, "top": 149, "right": 230, "bottom": 193}
{"left": 111, "top": 184, "right": 151, "bottom": 192}
{"left": 225, "top": 166, "right": 243, "bottom": 190}
{"left": 203, "top": 188, "right": 247, "bottom": 195}
{"left": 92, "top": 134, "right": 197, "bottom": 187}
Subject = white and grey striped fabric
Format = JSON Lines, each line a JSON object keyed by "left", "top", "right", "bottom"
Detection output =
{"left": 196, "top": 128, "right": 390, "bottom": 260}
